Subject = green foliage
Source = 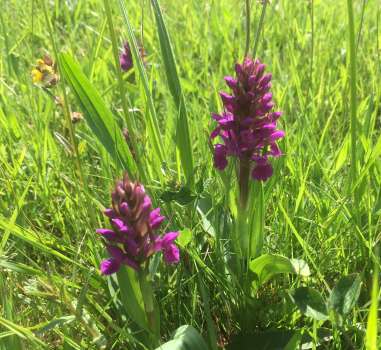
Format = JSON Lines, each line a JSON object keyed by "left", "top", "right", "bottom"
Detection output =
{"left": 59, "top": 53, "right": 137, "bottom": 174}
{"left": 116, "top": 267, "right": 148, "bottom": 331}
{"left": 249, "top": 254, "right": 310, "bottom": 288}
{"left": 177, "top": 228, "right": 193, "bottom": 248}
{"left": 366, "top": 259, "right": 379, "bottom": 350}
{"left": 0, "top": 0, "right": 379, "bottom": 348}
{"left": 155, "top": 325, "right": 208, "bottom": 350}
{"left": 328, "top": 273, "right": 361, "bottom": 316}
{"left": 290, "top": 287, "right": 328, "bottom": 321}
{"left": 150, "top": 0, "right": 194, "bottom": 186}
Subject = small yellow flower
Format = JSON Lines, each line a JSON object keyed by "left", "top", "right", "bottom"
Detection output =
{"left": 31, "top": 55, "right": 59, "bottom": 87}
{"left": 31, "top": 68, "right": 43, "bottom": 84}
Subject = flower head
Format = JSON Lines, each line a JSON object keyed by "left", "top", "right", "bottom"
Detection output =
{"left": 120, "top": 42, "right": 133, "bottom": 72}
{"left": 210, "top": 58, "right": 284, "bottom": 181}
{"left": 97, "top": 174, "right": 180, "bottom": 275}
{"left": 31, "top": 55, "right": 59, "bottom": 88}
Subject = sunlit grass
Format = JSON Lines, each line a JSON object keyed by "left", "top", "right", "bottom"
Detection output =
{"left": 0, "top": 0, "right": 380, "bottom": 348}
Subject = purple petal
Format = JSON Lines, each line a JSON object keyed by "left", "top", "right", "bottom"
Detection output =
{"left": 218, "top": 113, "right": 234, "bottom": 127}
{"left": 119, "top": 202, "right": 129, "bottom": 215}
{"left": 271, "top": 111, "right": 282, "bottom": 121}
{"left": 107, "top": 245, "right": 125, "bottom": 262}
{"left": 270, "top": 143, "right": 282, "bottom": 157}
{"left": 149, "top": 208, "right": 166, "bottom": 230}
{"left": 252, "top": 162, "right": 273, "bottom": 181}
{"left": 259, "top": 73, "right": 272, "bottom": 87}
{"left": 269, "top": 130, "right": 285, "bottom": 142}
{"left": 104, "top": 208, "right": 117, "bottom": 218}
{"left": 214, "top": 144, "right": 228, "bottom": 171}
{"left": 100, "top": 258, "right": 120, "bottom": 275}
{"left": 161, "top": 231, "right": 179, "bottom": 245}
{"left": 120, "top": 42, "right": 133, "bottom": 72}
{"left": 96, "top": 229, "right": 118, "bottom": 241}
{"left": 211, "top": 113, "right": 221, "bottom": 121}
{"left": 163, "top": 244, "right": 180, "bottom": 264}
{"left": 122, "top": 257, "right": 140, "bottom": 271}
{"left": 235, "top": 63, "right": 243, "bottom": 76}
{"left": 224, "top": 76, "right": 237, "bottom": 89}
{"left": 111, "top": 218, "right": 129, "bottom": 234}
{"left": 124, "top": 238, "right": 139, "bottom": 256}
{"left": 210, "top": 127, "right": 220, "bottom": 139}
{"left": 261, "top": 93, "right": 272, "bottom": 104}
{"left": 219, "top": 92, "right": 235, "bottom": 112}
{"left": 142, "top": 195, "right": 152, "bottom": 211}
{"left": 255, "top": 63, "right": 266, "bottom": 77}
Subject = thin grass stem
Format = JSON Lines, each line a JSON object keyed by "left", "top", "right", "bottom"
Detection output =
{"left": 252, "top": 0, "right": 268, "bottom": 59}
{"left": 40, "top": 0, "right": 84, "bottom": 185}
{"left": 245, "top": 0, "right": 251, "bottom": 57}
{"left": 346, "top": 0, "right": 358, "bottom": 189}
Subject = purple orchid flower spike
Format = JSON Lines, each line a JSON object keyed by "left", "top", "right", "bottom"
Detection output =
{"left": 210, "top": 57, "right": 284, "bottom": 187}
{"left": 97, "top": 174, "right": 180, "bottom": 275}
{"left": 120, "top": 42, "right": 133, "bottom": 72}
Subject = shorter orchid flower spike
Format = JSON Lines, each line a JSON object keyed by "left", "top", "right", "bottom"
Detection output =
{"left": 97, "top": 174, "right": 180, "bottom": 275}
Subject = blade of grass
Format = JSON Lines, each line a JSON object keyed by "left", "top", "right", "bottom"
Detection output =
{"left": 252, "top": 0, "right": 268, "bottom": 58}
{"left": 118, "top": 0, "right": 166, "bottom": 174}
{"left": 59, "top": 53, "right": 137, "bottom": 175}
{"left": 150, "top": 0, "right": 194, "bottom": 186}
{"left": 0, "top": 317, "right": 48, "bottom": 348}
{"left": 346, "top": 0, "right": 358, "bottom": 190}
{"left": 103, "top": 0, "right": 146, "bottom": 182}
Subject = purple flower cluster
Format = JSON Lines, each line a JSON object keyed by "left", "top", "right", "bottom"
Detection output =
{"left": 97, "top": 174, "right": 180, "bottom": 275}
{"left": 120, "top": 42, "right": 133, "bottom": 72}
{"left": 211, "top": 58, "right": 284, "bottom": 181}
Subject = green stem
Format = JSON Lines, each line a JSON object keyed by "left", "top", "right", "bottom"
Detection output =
{"left": 239, "top": 159, "right": 250, "bottom": 210}
{"left": 138, "top": 268, "right": 159, "bottom": 347}
{"left": 252, "top": 0, "right": 268, "bottom": 59}
{"left": 347, "top": 0, "right": 357, "bottom": 189}
{"left": 244, "top": 0, "right": 251, "bottom": 57}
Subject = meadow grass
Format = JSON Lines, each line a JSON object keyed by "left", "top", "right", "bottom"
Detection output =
{"left": 0, "top": 0, "right": 380, "bottom": 348}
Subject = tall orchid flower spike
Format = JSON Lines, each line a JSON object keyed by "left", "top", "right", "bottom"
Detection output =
{"left": 97, "top": 174, "right": 180, "bottom": 275}
{"left": 211, "top": 58, "right": 284, "bottom": 183}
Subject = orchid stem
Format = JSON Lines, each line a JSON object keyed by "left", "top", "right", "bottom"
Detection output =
{"left": 139, "top": 268, "right": 159, "bottom": 347}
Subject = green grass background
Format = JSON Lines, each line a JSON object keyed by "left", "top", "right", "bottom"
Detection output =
{"left": 0, "top": 0, "right": 380, "bottom": 348}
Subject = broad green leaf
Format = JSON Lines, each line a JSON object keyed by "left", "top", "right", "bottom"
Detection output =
{"left": 249, "top": 254, "right": 310, "bottom": 287}
{"left": 150, "top": 0, "right": 194, "bottom": 185}
{"left": 58, "top": 53, "right": 137, "bottom": 175}
{"left": 177, "top": 228, "right": 192, "bottom": 248}
{"left": 116, "top": 267, "right": 148, "bottom": 331}
{"left": 328, "top": 274, "right": 361, "bottom": 316}
{"left": 155, "top": 325, "right": 208, "bottom": 350}
{"left": 227, "top": 329, "right": 297, "bottom": 350}
{"left": 290, "top": 287, "right": 328, "bottom": 321}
